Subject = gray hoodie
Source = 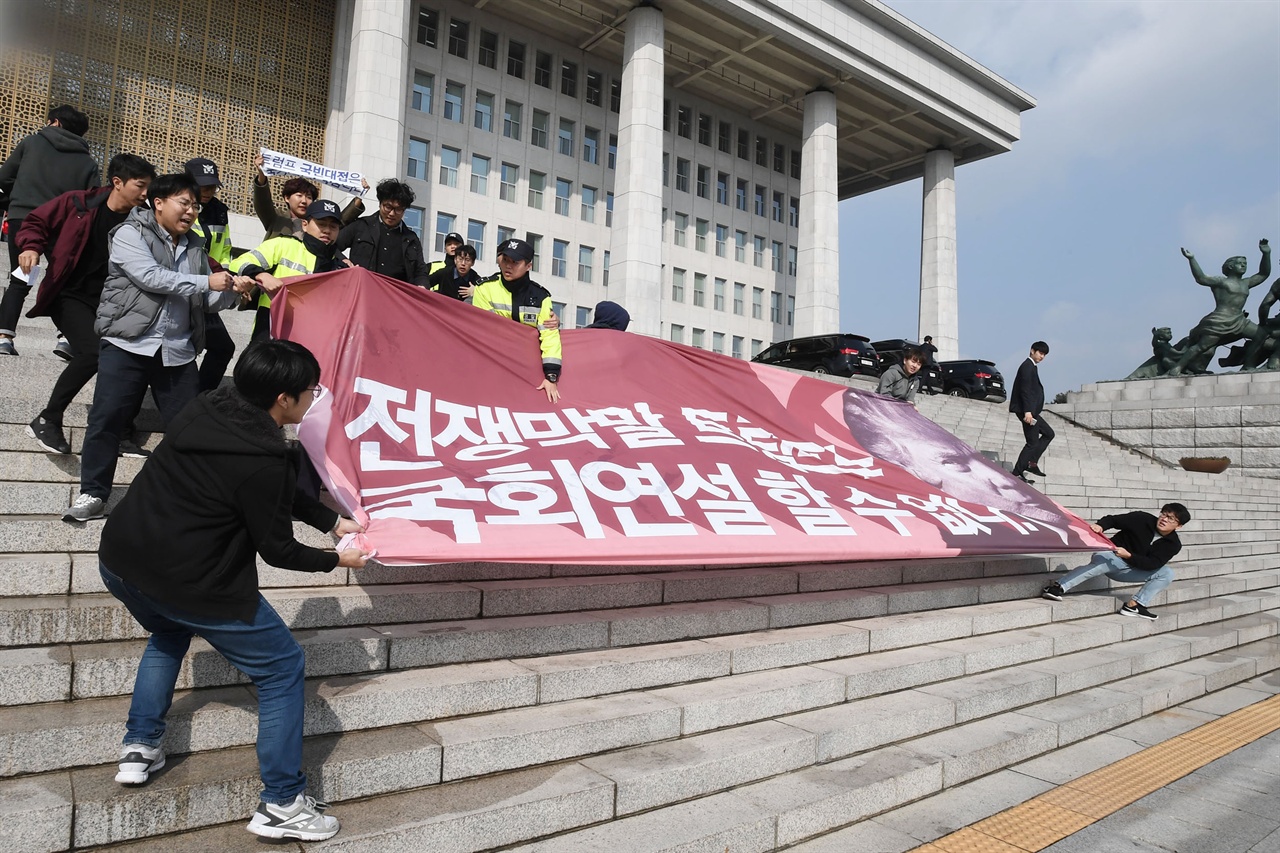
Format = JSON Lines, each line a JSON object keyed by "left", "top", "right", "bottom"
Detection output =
{"left": 0, "top": 125, "right": 100, "bottom": 220}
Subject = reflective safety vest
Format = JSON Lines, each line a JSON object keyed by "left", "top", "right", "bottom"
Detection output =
{"left": 191, "top": 217, "right": 232, "bottom": 267}
{"left": 471, "top": 274, "right": 562, "bottom": 376}
{"left": 229, "top": 236, "right": 319, "bottom": 309}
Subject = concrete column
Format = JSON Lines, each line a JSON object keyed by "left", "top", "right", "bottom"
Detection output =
{"left": 919, "top": 148, "right": 958, "bottom": 359}
{"left": 609, "top": 5, "right": 664, "bottom": 337}
{"left": 325, "top": 0, "right": 409, "bottom": 192}
{"left": 795, "top": 89, "right": 839, "bottom": 338}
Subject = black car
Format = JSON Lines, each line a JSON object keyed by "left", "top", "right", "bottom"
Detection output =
{"left": 869, "top": 338, "right": 942, "bottom": 394}
{"left": 939, "top": 359, "right": 1007, "bottom": 402}
{"left": 752, "top": 333, "right": 881, "bottom": 378}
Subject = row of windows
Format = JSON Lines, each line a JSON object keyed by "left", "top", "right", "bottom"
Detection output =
{"left": 666, "top": 211, "right": 799, "bottom": 273}
{"left": 668, "top": 270, "right": 794, "bottom": 324}
{"left": 663, "top": 155, "right": 801, "bottom": 224}
{"left": 667, "top": 327, "right": 766, "bottom": 360}
{"left": 664, "top": 100, "right": 803, "bottom": 180}
{"left": 417, "top": 6, "right": 622, "bottom": 111}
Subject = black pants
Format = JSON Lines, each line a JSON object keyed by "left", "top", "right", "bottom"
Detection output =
{"left": 1014, "top": 415, "right": 1056, "bottom": 474}
{"left": 41, "top": 297, "right": 101, "bottom": 424}
{"left": 198, "top": 311, "right": 235, "bottom": 392}
{"left": 80, "top": 342, "right": 199, "bottom": 499}
{"left": 251, "top": 304, "right": 271, "bottom": 342}
{"left": 1, "top": 218, "right": 27, "bottom": 337}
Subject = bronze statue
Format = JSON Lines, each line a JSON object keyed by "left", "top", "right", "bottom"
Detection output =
{"left": 1166, "top": 239, "right": 1271, "bottom": 376}
{"left": 1125, "top": 327, "right": 1187, "bottom": 379}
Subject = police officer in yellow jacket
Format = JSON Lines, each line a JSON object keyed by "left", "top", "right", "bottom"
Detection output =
{"left": 229, "top": 199, "right": 347, "bottom": 341}
{"left": 185, "top": 157, "right": 237, "bottom": 390}
{"left": 472, "top": 238, "right": 562, "bottom": 403}
{"left": 428, "top": 231, "right": 463, "bottom": 277}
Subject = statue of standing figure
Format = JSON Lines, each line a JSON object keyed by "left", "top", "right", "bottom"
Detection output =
{"left": 1166, "top": 239, "right": 1271, "bottom": 376}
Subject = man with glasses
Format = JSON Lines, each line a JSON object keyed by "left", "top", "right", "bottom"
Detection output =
{"left": 1040, "top": 503, "right": 1192, "bottom": 620}
{"left": 334, "top": 178, "right": 428, "bottom": 287}
{"left": 63, "top": 173, "right": 253, "bottom": 522}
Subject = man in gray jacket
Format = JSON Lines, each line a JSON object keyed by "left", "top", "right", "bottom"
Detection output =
{"left": 0, "top": 105, "right": 101, "bottom": 355}
{"left": 64, "top": 173, "right": 251, "bottom": 522}
{"left": 877, "top": 347, "right": 924, "bottom": 405}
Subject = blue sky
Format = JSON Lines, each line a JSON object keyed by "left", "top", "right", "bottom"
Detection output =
{"left": 841, "top": 0, "right": 1280, "bottom": 398}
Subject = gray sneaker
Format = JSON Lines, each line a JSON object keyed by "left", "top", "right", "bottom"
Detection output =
{"left": 247, "top": 793, "right": 340, "bottom": 841}
{"left": 53, "top": 337, "right": 73, "bottom": 361}
{"left": 0, "top": 337, "right": 16, "bottom": 356}
{"left": 115, "top": 743, "right": 165, "bottom": 785}
{"left": 62, "top": 493, "right": 105, "bottom": 522}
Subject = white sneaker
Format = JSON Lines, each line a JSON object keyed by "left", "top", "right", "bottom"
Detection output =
{"left": 247, "top": 792, "right": 340, "bottom": 841}
{"left": 62, "top": 493, "right": 105, "bottom": 522}
{"left": 115, "top": 743, "right": 165, "bottom": 784}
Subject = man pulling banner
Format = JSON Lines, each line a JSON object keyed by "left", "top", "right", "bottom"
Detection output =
{"left": 258, "top": 147, "right": 366, "bottom": 197}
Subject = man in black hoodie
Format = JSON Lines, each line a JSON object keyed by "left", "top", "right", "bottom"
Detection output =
{"left": 97, "top": 339, "right": 367, "bottom": 842}
{"left": 0, "top": 105, "right": 101, "bottom": 355}
{"left": 1040, "top": 502, "right": 1191, "bottom": 620}
{"left": 585, "top": 300, "right": 630, "bottom": 331}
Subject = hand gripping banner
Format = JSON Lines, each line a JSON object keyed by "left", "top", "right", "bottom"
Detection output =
{"left": 273, "top": 269, "right": 1111, "bottom": 566}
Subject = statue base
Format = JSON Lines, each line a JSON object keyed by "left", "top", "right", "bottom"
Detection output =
{"left": 1050, "top": 372, "right": 1280, "bottom": 479}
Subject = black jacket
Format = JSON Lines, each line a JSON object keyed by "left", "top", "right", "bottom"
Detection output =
{"left": 1009, "top": 357, "right": 1044, "bottom": 417}
{"left": 99, "top": 386, "right": 340, "bottom": 621}
{"left": 335, "top": 212, "right": 429, "bottom": 287}
{"left": 0, "top": 125, "right": 100, "bottom": 220}
{"left": 1098, "top": 511, "right": 1182, "bottom": 572}
{"left": 428, "top": 264, "right": 481, "bottom": 299}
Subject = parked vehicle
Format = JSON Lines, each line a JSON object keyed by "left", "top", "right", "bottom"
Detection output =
{"left": 752, "top": 333, "right": 882, "bottom": 378}
{"left": 938, "top": 359, "right": 1007, "bottom": 402}
{"left": 869, "top": 338, "right": 942, "bottom": 393}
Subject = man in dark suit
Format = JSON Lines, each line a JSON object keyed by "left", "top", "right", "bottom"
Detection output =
{"left": 1009, "top": 340, "right": 1052, "bottom": 483}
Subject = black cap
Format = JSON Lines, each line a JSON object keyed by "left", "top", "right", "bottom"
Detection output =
{"left": 497, "top": 238, "right": 534, "bottom": 263}
{"left": 444, "top": 232, "right": 464, "bottom": 244}
{"left": 305, "top": 199, "right": 342, "bottom": 221}
{"left": 184, "top": 157, "right": 221, "bottom": 187}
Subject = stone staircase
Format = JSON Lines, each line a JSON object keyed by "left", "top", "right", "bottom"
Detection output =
{"left": 2, "top": 309, "right": 1278, "bottom": 852}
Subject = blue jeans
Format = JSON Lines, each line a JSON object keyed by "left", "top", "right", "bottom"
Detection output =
{"left": 99, "top": 563, "right": 307, "bottom": 805}
{"left": 1057, "top": 550, "right": 1174, "bottom": 606}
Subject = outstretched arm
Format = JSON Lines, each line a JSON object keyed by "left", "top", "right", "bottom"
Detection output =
{"left": 1247, "top": 238, "right": 1272, "bottom": 288}
{"left": 1180, "top": 247, "right": 1215, "bottom": 286}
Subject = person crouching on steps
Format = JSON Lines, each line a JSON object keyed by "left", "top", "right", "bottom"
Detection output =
{"left": 1040, "top": 503, "right": 1191, "bottom": 620}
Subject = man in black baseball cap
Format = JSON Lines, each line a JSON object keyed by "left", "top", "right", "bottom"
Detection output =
{"left": 430, "top": 231, "right": 465, "bottom": 276}
{"left": 472, "top": 238, "right": 562, "bottom": 402}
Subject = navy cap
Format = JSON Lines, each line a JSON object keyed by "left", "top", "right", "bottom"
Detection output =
{"left": 305, "top": 199, "right": 342, "bottom": 221}
{"left": 444, "top": 232, "right": 464, "bottom": 244}
{"left": 184, "top": 157, "right": 221, "bottom": 187}
{"left": 497, "top": 238, "right": 534, "bottom": 263}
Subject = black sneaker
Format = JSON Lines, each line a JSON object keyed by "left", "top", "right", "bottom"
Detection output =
{"left": 1120, "top": 602, "right": 1157, "bottom": 620}
{"left": 118, "top": 436, "right": 151, "bottom": 458}
{"left": 27, "top": 417, "right": 72, "bottom": 454}
{"left": 1041, "top": 582, "right": 1065, "bottom": 602}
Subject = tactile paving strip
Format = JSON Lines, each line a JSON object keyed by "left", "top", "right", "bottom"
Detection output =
{"left": 905, "top": 693, "right": 1280, "bottom": 852}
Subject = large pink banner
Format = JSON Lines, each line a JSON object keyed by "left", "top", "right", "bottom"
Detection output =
{"left": 274, "top": 269, "right": 1110, "bottom": 565}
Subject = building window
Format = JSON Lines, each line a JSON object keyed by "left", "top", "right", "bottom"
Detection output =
{"left": 734, "top": 230, "right": 746, "bottom": 263}
{"left": 786, "top": 295, "right": 795, "bottom": 326}
{"left": 403, "top": 207, "right": 425, "bottom": 241}
{"left": 606, "top": 191, "right": 613, "bottom": 227}
{"left": 789, "top": 197, "right": 800, "bottom": 228}
{"left": 527, "top": 233, "right": 542, "bottom": 271}
{"left": 439, "top": 146, "right": 460, "bottom": 187}
{"left": 477, "top": 29, "right": 498, "bottom": 68}
{"left": 717, "top": 120, "right": 731, "bottom": 153}
{"left": 581, "top": 186, "right": 596, "bottom": 223}
{"left": 752, "top": 287, "right": 763, "bottom": 319}
{"left": 790, "top": 149, "right": 802, "bottom": 179}
{"left": 733, "top": 282, "right": 744, "bottom": 315}
{"left": 443, "top": 81, "right": 464, "bottom": 122}
{"left": 714, "top": 278, "right": 726, "bottom": 311}
{"left": 528, "top": 171, "right": 545, "bottom": 209}
{"left": 732, "top": 335, "right": 743, "bottom": 359}
{"left": 674, "top": 212, "right": 688, "bottom": 247}
{"left": 696, "top": 165, "right": 710, "bottom": 199}
{"left": 416, "top": 7, "right": 438, "bottom": 47}
{"left": 583, "top": 127, "right": 599, "bottom": 164}
{"left": 555, "top": 178, "right": 572, "bottom": 216}
{"left": 531, "top": 110, "right": 549, "bottom": 148}
{"left": 672, "top": 268, "right": 685, "bottom": 302}
{"left": 692, "top": 328, "right": 705, "bottom": 349}
{"left": 697, "top": 113, "right": 712, "bottom": 146}
{"left": 771, "top": 240, "right": 783, "bottom": 272}
{"left": 575, "top": 305, "right": 592, "bottom": 327}
{"left": 497, "top": 225, "right": 515, "bottom": 246}
{"left": 610, "top": 77, "right": 621, "bottom": 112}
{"left": 534, "top": 50, "right": 553, "bottom": 87}
{"left": 663, "top": 98, "right": 671, "bottom": 133}
{"left": 470, "top": 155, "right": 489, "bottom": 195}
{"left": 770, "top": 291, "right": 781, "bottom": 323}
{"left": 500, "top": 163, "right": 518, "bottom": 202}
{"left": 552, "top": 239, "right": 568, "bottom": 277}
{"left": 715, "top": 172, "right": 728, "bottom": 205}
{"left": 406, "top": 138, "right": 429, "bottom": 180}
{"left": 788, "top": 245, "right": 798, "bottom": 276}
{"left": 773, "top": 143, "right": 786, "bottom": 173}
{"left": 772, "top": 192, "right": 784, "bottom": 223}
{"left": 675, "top": 158, "right": 690, "bottom": 193}
{"left": 713, "top": 332, "right": 725, "bottom": 354}
{"left": 751, "top": 339, "right": 763, "bottom": 357}
{"left": 693, "top": 274, "right": 706, "bottom": 307}
{"left": 602, "top": 250, "right": 610, "bottom": 286}
{"left": 676, "top": 105, "right": 691, "bottom": 138}
{"left": 468, "top": 219, "right": 485, "bottom": 260}
{"left": 411, "top": 71, "right": 433, "bottom": 113}
{"left": 503, "top": 100, "right": 521, "bottom": 139}
{"left": 474, "top": 91, "right": 493, "bottom": 131}
{"left": 695, "top": 218, "right": 708, "bottom": 252}
{"left": 670, "top": 324, "right": 684, "bottom": 343}
{"left": 608, "top": 134, "right": 618, "bottom": 170}
{"left": 735, "top": 179, "right": 748, "bottom": 211}
{"left": 578, "top": 245, "right": 594, "bottom": 282}
{"left": 737, "top": 128, "right": 750, "bottom": 160}
{"left": 585, "top": 70, "right": 603, "bottom": 106}
{"left": 662, "top": 153, "right": 669, "bottom": 187}
{"left": 434, "top": 213, "right": 455, "bottom": 253}
{"left": 560, "top": 60, "right": 577, "bottom": 97}
{"left": 558, "top": 119, "right": 574, "bottom": 156}
{"left": 754, "top": 185, "right": 766, "bottom": 217}
{"left": 753, "top": 235, "right": 765, "bottom": 267}
{"left": 552, "top": 300, "right": 566, "bottom": 320}
{"left": 715, "top": 224, "right": 727, "bottom": 258}
{"left": 447, "top": 18, "right": 469, "bottom": 58}
{"left": 755, "top": 135, "right": 768, "bottom": 166}
{"left": 507, "top": 40, "right": 525, "bottom": 78}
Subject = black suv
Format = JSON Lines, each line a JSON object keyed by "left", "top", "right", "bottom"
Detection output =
{"left": 869, "top": 338, "right": 942, "bottom": 394}
{"left": 939, "top": 359, "right": 1007, "bottom": 402}
{"left": 752, "top": 334, "right": 881, "bottom": 378}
